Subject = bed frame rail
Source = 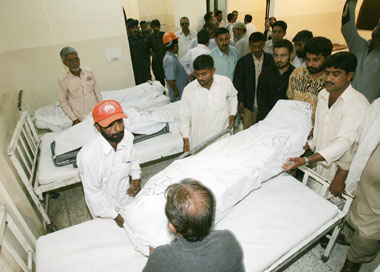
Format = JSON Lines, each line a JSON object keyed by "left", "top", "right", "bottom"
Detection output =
{"left": 8, "top": 111, "right": 51, "bottom": 224}
{"left": 0, "top": 204, "right": 35, "bottom": 272}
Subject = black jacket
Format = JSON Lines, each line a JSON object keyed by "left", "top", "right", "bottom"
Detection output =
{"left": 233, "top": 52, "right": 274, "bottom": 111}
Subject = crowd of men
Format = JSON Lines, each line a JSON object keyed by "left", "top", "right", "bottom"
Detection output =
{"left": 58, "top": 1, "right": 379, "bottom": 271}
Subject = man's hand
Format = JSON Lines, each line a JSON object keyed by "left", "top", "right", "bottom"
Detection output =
{"left": 329, "top": 168, "right": 349, "bottom": 197}
{"left": 228, "top": 115, "right": 235, "bottom": 129}
{"left": 127, "top": 179, "right": 141, "bottom": 197}
{"left": 72, "top": 119, "right": 81, "bottom": 126}
{"left": 114, "top": 214, "right": 125, "bottom": 228}
{"left": 183, "top": 138, "right": 190, "bottom": 152}
{"left": 282, "top": 157, "right": 306, "bottom": 171}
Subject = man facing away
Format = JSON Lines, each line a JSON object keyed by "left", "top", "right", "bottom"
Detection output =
{"left": 210, "top": 27, "right": 239, "bottom": 81}
{"left": 77, "top": 100, "right": 141, "bottom": 228}
{"left": 143, "top": 179, "right": 245, "bottom": 272}
{"left": 283, "top": 52, "right": 369, "bottom": 198}
{"left": 128, "top": 19, "right": 151, "bottom": 85}
{"left": 163, "top": 32, "right": 189, "bottom": 102}
{"left": 292, "top": 30, "right": 313, "bottom": 68}
{"left": 58, "top": 47, "right": 102, "bottom": 126}
{"left": 233, "top": 32, "right": 274, "bottom": 129}
{"left": 175, "top": 16, "right": 197, "bottom": 59}
{"left": 287, "top": 36, "right": 333, "bottom": 123}
{"left": 180, "top": 30, "right": 210, "bottom": 76}
{"left": 257, "top": 39, "right": 295, "bottom": 121}
{"left": 244, "top": 14, "right": 257, "bottom": 38}
{"left": 342, "top": 0, "right": 380, "bottom": 103}
{"left": 180, "top": 55, "right": 237, "bottom": 152}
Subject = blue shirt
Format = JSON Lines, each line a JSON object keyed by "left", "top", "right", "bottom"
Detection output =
{"left": 210, "top": 46, "right": 239, "bottom": 81}
{"left": 163, "top": 51, "right": 189, "bottom": 102}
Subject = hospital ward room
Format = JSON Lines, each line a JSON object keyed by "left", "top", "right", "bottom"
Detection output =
{"left": 1, "top": 0, "right": 380, "bottom": 271}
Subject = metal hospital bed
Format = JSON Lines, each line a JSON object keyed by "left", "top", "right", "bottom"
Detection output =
{"left": 7, "top": 110, "right": 183, "bottom": 227}
{"left": 34, "top": 166, "right": 352, "bottom": 272}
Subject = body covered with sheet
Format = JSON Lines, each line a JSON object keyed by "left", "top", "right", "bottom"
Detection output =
{"left": 122, "top": 100, "right": 313, "bottom": 255}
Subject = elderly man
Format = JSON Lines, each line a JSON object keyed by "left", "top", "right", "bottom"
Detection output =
{"left": 233, "top": 32, "right": 274, "bottom": 129}
{"left": 342, "top": 0, "right": 380, "bottom": 103}
{"left": 146, "top": 19, "right": 166, "bottom": 87}
{"left": 58, "top": 47, "right": 102, "bottom": 126}
{"left": 77, "top": 100, "right": 141, "bottom": 228}
{"left": 180, "top": 55, "right": 237, "bottom": 152}
{"left": 210, "top": 28, "right": 239, "bottom": 80}
{"left": 283, "top": 52, "right": 369, "bottom": 198}
{"left": 143, "top": 179, "right": 245, "bottom": 272}
{"left": 175, "top": 17, "right": 197, "bottom": 59}
{"left": 287, "top": 36, "right": 333, "bottom": 122}
{"left": 234, "top": 22, "right": 250, "bottom": 57}
{"left": 163, "top": 32, "right": 189, "bottom": 102}
{"left": 339, "top": 98, "right": 380, "bottom": 272}
{"left": 128, "top": 20, "right": 151, "bottom": 85}
{"left": 292, "top": 30, "right": 313, "bottom": 68}
{"left": 232, "top": 22, "right": 246, "bottom": 43}
{"left": 257, "top": 39, "right": 295, "bottom": 121}
{"left": 263, "top": 20, "right": 287, "bottom": 55}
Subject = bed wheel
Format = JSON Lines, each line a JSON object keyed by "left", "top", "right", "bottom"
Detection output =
{"left": 321, "top": 255, "right": 329, "bottom": 262}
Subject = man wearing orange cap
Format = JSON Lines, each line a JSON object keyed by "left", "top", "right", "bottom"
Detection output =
{"left": 77, "top": 100, "right": 141, "bottom": 228}
{"left": 163, "top": 32, "right": 189, "bottom": 102}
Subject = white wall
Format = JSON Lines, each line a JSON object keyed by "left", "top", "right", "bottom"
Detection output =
{"left": 173, "top": 0, "right": 206, "bottom": 32}
{"left": 227, "top": 0, "right": 267, "bottom": 32}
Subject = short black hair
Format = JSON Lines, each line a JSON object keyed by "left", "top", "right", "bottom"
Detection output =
{"left": 324, "top": 52, "right": 357, "bottom": 74}
{"left": 165, "top": 38, "right": 178, "bottom": 51}
{"left": 244, "top": 14, "right": 252, "bottom": 23}
{"left": 304, "top": 36, "right": 333, "bottom": 57}
{"left": 203, "top": 22, "right": 217, "bottom": 31}
{"left": 249, "top": 32, "right": 265, "bottom": 43}
{"left": 215, "top": 27, "right": 229, "bottom": 38}
{"left": 293, "top": 30, "right": 313, "bottom": 43}
{"left": 140, "top": 20, "right": 146, "bottom": 25}
{"left": 204, "top": 12, "right": 212, "bottom": 22}
{"left": 227, "top": 13, "right": 234, "bottom": 22}
{"left": 197, "top": 30, "right": 210, "bottom": 45}
{"left": 214, "top": 10, "right": 222, "bottom": 16}
{"left": 273, "top": 39, "right": 294, "bottom": 54}
{"left": 193, "top": 54, "right": 214, "bottom": 71}
{"left": 150, "top": 19, "right": 160, "bottom": 27}
{"left": 165, "top": 179, "right": 215, "bottom": 242}
{"left": 273, "top": 20, "right": 287, "bottom": 32}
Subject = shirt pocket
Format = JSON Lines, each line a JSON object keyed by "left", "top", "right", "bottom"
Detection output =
{"left": 84, "top": 76, "right": 95, "bottom": 96}
{"left": 119, "top": 161, "right": 132, "bottom": 180}
{"left": 213, "top": 96, "right": 228, "bottom": 112}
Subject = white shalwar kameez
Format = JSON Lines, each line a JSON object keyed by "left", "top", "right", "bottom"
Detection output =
{"left": 77, "top": 128, "right": 141, "bottom": 219}
{"left": 180, "top": 74, "right": 238, "bottom": 148}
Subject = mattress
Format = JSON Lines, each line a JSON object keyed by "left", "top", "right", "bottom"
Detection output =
{"left": 37, "top": 132, "right": 183, "bottom": 185}
{"left": 36, "top": 174, "right": 338, "bottom": 272}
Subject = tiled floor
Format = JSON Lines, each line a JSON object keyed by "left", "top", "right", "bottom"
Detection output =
{"left": 48, "top": 158, "right": 380, "bottom": 271}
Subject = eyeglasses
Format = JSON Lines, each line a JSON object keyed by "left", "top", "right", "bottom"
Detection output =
{"left": 181, "top": 22, "right": 189, "bottom": 26}
{"left": 65, "top": 57, "right": 79, "bottom": 63}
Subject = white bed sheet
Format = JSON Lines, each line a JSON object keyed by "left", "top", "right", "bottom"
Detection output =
{"left": 34, "top": 81, "right": 169, "bottom": 132}
{"left": 37, "top": 132, "right": 183, "bottom": 186}
{"left": 36, "top": 174, "right": 338, "bottom": 272}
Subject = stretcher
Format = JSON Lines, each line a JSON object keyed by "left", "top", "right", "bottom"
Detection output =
{"left": 35, "top": 168, "right": 351, "bottom": 272}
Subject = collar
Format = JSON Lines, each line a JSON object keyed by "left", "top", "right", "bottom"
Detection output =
{"left": 215, "top": 46, "right": 231, "bottom": 56}
{"left": 320, "top": 84, "right": 355, "bottom": 103}
{"left": 166, "top": 51, "right": 177, "bottom": 58}
{"left": 253, "top": 53, "right": 263, "bottom": 62}
{"left": 66, "top": 67, "right": 84, "bottom": 78}
{"left": 197, "top": 44, "right": 209, "bottom": 50}
{"left": 98, "top": 128, "right": 127, "bottom": 156}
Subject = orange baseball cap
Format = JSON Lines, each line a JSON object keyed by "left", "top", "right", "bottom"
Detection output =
{"left": 92, "top": 100, "right": 127, "bottom": 127}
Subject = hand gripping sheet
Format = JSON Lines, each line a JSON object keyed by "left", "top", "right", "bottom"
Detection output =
{"left": 122, "top": 100, "right": 313, "bottom": 255}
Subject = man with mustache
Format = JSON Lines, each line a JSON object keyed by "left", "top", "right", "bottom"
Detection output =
{"left": 287, "top": 37, "right": 333, "bottom": 123}
{"left": 283, "top": 52, "right": 369, "bottom": 199}
{"left": 256, "top": 39, "right": 295, "bottom": 121}
{"left": 209, "top": 27, "right": 239, "bottom": 81}
{"left": 180, "top": 54, "right": 237, "bottom": 152}
{"left": 58, "top": 47, "right": 102, "bottom": 126}
{"left": 292, "top": 30, "right": 313, "bottom": 68}
{"left": 77, "top": 100, "right": 141, "bottom": 228}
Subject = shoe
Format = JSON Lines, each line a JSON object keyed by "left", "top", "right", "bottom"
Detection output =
{"left": 320, "top": 233, "right": 350, "bottom": 249}
{"left": 340, "top": 258, "right": 361, "bottom": 272}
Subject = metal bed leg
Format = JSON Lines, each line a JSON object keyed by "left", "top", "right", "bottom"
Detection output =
{"left": 322, "top": 222, "right": 344, "bottom": 262}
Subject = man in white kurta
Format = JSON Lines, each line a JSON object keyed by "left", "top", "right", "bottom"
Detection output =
{"left": 180, "top": 54, "right": 237, "bottom": 152}
{"left": 283, "top": 52, "right": 368, "bottom": 197}
{"left": 77, "top": 100, "right": 141, "bottom": 228}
